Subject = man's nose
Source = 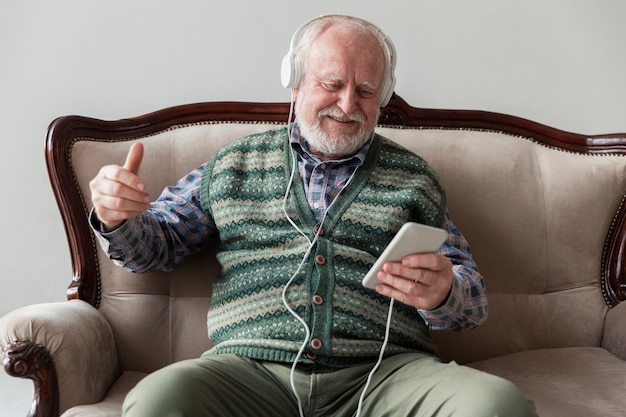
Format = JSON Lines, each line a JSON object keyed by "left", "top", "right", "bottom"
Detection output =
{"left": 335, "top": 88, "right": 358, "bottom": 115}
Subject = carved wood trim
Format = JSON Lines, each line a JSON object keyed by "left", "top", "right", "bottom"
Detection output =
{"left": 44, "top": 101, "right": 293, "bottom": 307}
{"left": 380, "top": 94, "right": 626, "bottom": 154}
{"left": 603, "top": 195, "right": 626, "bottom": 307}
{"left": 45, "top": 94, "right": 626, "bottom": 311}
{"left": 3, "top": 341, "right": 59, "bottom": 417}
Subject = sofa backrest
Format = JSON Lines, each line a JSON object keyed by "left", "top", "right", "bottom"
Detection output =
{"left": 384, "top": 127, "right": 626, "bottom": 362}
{"left": 69, "top": 122, "right": 280, "bottom": 372}
{"left": 48, "top": 96, "right": 626, "bottom": 371}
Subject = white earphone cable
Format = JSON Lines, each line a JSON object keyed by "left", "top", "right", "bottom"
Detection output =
{"left": 281, "top": 106, "right": 318, "bottom": 415}
{"left": 281, "top": 88, "right": 392, "bottom": 417}
{"left": 355, "top": 298, "right": 395, "bottom": 417}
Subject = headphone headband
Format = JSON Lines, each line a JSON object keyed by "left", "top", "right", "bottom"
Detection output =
{"left": 280, "top": 15, "right": 396, "bottom": 107}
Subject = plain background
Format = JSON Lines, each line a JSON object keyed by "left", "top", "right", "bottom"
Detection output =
{"left": 1, "top": 0, "right": 625, "bottom": 413}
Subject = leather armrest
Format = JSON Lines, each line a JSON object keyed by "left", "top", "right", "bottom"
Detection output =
{"left": 602, "top": 301, "right": 626, "bottom": 360}
{"left": 1, "top": 300, "right": 120, "bottom": 414}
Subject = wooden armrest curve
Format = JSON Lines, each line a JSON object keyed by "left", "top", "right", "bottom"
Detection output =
{"left": 1, "top": 300, "right": 120, "bottom": 416}
{"left": 3, "top": 341, "right": 59, "bottom": 417}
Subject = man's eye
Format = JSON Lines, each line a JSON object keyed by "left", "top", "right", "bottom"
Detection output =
{"left": 359, "top": 89, "right": 375, "bottom": 98}
{"left": 322, "top": 82, "right": 342, "bottom": 91}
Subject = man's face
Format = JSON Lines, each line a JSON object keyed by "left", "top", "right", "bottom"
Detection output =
{"left": 294, "top": 25, "right": 385, "bottom": 160}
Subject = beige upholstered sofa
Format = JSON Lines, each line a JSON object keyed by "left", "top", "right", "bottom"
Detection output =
{"left": 2, "top": 95, "right": 626, "bottom": 417}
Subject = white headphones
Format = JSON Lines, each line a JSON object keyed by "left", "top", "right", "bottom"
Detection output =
{"left": 280, "top": 15, "right": 397, "bottom": 107}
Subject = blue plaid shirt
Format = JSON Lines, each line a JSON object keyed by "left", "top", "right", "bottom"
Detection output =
{"left": 289, "top": 122, "right": 371, "bottom": 222}
{"left": 94, "top": 123, "right": 487, "bottom": 331}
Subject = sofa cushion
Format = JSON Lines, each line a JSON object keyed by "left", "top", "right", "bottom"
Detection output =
{"left": 61, "top": 348, "right": 626, "bottom": 417}
{"left": 379, "top": 126, "right": 626, "bottom": 362}
{"left": 468, "top": 347, "right": 626, "bottom": 417}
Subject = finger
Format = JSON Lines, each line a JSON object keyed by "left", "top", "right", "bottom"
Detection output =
{"left": 375, "top": 272, "right": 441, "bottom": 309}
{"left": 374, "top": 273, "right": 421, "bottom": 306}
{"left": 381, "top": 260, "right": 427, "bottom": 284}
{"left": 400, "top": 254, "right": 451, "bottom": 284}
{"left": 401, "top": 253, "right": 443, "bottom": 270}
{"left": 377, "top": 267, "right": 423, "bottom": 291}
{"left": 91, "top": 165, "right": 150, "bottom": 201}
{"left": 123, "top": 142, "right": 144, "bottom": 176}
{"left": 90, "top": 169, "right": 151, "bottom": 226}
{"left": 103, "top": 143, "right": 147, "bottom": 192}
{"left": 91, "top": 190, "right": 151, "bottom": 229}
{"left": 96, "top": 165, "right": 149, "bottom": 198}
{"left": 92, "top": 186, "right": 151, "bottom": 212}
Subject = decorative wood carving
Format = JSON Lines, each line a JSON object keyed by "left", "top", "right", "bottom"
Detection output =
{"left": 603, "top": 195, "right": 626, "bottom": 306}
{"left": 22, "top": 94, "right": 624, "bottom": 416}
{"left": 45, "top": 94, "right": 626, "bottom": 310}
{"left": 3, "top": 341, "right": 59, "bottom": 417}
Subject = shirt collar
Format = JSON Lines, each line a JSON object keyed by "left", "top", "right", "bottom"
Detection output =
{"left": 289, "top": 120, "right": 372, "bottom": 165}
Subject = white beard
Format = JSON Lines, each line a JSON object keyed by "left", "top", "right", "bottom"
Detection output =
{"left": 297, "top": 103, "right": 378, "bottom": 159}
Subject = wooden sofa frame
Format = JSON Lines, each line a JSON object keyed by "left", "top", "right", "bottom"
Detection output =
{"left": 3, "top": 94, "right": 626, "bottom": 417}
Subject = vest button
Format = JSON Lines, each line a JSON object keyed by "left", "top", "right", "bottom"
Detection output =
{"left": 315, "top": 255, "right": 326, "bottom": 265}
{"left": 311, "top": 338, "right": 323, "bottom": 350}
{"left": 314, "top": 225, "right": 324, "bottom": 236}
{"left": 306, "top": 352, "right": 317, "bottom": 360}
{"left": 312, "top": 295, "right": 324, "bottom": 305}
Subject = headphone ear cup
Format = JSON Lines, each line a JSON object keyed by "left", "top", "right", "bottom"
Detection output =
{"left": 379, "top": 73, "right": 396, "bottom": 107}
{"left": 280, "top": 54, "right": 294, "bottom": 88}
{"left": 378, "top": 34, "right": 397, "bottom": 107}
{"left": 281, "top": 45, "right": 302, "bottom": 89}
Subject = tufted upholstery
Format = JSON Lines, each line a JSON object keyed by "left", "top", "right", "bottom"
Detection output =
{"left": 2, "top": 95, "right": 626, "bottom": 417}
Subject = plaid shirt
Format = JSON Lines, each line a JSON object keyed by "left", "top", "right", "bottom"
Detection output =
{"left": 289, "top": 122, "right": 371, "bottom": 223}
{"left": 94, "top": 124, "right": 487, "bottom": 331}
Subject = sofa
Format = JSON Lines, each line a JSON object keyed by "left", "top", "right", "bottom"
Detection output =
{"left": 2, "top": 94, "right": 626, "bottom": 417}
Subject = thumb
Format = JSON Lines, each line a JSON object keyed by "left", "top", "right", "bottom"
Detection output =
{"left": 123, "top": 142, "right": 144, "bottom": 175}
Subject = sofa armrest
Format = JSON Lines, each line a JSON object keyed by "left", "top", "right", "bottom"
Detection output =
{"left": 602, "top": 301, "right": 626, "bottom": 360}
{"left": 1, "top": 300, "right": 120, "bottom": 415}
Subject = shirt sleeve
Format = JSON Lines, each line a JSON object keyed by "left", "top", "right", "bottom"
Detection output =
{"left": 91, "top": 164, "right": 218, "bottom": 273}
{"left": 417, "top": 210, "right": 488, "bottom": 331}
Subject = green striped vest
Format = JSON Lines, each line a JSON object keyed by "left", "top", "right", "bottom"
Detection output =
{"left": 200, "top": 127, "right": 446, "bottom": 367}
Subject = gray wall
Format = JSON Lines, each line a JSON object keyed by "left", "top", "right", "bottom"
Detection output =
{"left": 1, "top": 0, "right": 625, "bottom": 316}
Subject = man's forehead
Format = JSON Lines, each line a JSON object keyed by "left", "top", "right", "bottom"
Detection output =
{"left": 307, "top": 48, "right": 385, "bottom": 86}
{"left": 309, "top": 27, "right": 385, "bottom": 64}
{"left": 314, "top": 70, "right": 379, "bottom": 89}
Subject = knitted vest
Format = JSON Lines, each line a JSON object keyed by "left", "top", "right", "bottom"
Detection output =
{"left": 200, "top": 127, "right": 446, "bottom": 367}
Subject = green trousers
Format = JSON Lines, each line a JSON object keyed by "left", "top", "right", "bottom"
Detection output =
{"left": 123, "top": 353, "right": 536, "bottom": 417}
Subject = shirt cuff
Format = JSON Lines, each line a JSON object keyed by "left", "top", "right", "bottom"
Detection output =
{"left": 88, "top": 207, "right": 127, "bottom": 234}
{"left": 88, "top": 208, "right": 136, "bottom": 256}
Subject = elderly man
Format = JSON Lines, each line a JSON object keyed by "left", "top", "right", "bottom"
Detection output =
{"left": 89, "top": 14, "right": 536, "bottom": 417}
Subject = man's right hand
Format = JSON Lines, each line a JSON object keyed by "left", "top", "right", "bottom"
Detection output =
{"left": 89, "top": 142, "right": 151, "bottom": 231}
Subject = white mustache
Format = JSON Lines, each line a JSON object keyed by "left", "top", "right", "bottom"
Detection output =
{"left": 318, "top": 107, "right": 366, "bottom": 123}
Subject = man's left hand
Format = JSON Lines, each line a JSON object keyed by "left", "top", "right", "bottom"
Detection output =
{"left": 374, "top": 253, "right": 453, "bottom": 310}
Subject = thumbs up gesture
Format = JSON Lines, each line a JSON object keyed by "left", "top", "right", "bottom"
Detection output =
{"left": 89, "top": 142, "right": 152, "bottom": 230}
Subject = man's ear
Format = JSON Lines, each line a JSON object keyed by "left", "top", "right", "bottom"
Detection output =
{"left": 292, "top": 88, "right": 299, "bottom": 101}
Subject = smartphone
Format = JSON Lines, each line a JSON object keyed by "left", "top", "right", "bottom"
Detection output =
{"left": 361, "top": 222, "right": 448, "bottom": 289}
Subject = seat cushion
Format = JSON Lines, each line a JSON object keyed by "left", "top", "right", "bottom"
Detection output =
{"left": 61, "top": 371, "right": 147, "bottom": 417}
{"left": 468, "top": 347, "right": 626, "bottom": 417}
{"left": 61, "top": 348, "right": 626, "bottom": 416}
